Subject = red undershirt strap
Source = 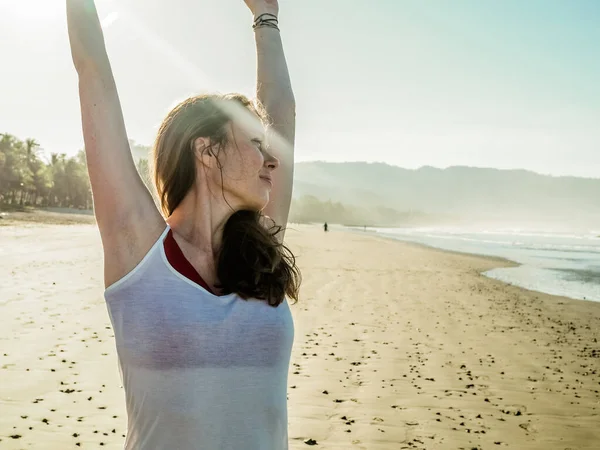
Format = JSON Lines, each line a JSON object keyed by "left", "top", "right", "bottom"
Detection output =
{"left": 163, "top": 229, "right": 216, "bottom": 295}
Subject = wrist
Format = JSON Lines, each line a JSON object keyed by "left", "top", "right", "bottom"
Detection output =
{"left": 252, "top": 11, "right": 279, "bottom": 32}
{"left": 253, "top": 9, "right": 278, "bottom": 20}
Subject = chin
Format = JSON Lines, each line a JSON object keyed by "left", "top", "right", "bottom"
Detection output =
{"left": 245, "top": 194, "right": 269, "bottom": 212}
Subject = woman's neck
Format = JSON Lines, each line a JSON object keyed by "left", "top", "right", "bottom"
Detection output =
{"left": 166, "top": 183, "right": 234, "bottom": 257}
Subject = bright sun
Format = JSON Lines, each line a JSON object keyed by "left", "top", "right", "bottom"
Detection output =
{"left": 2, "top": 0, "right": 111, "bottom": 22}
{"left": 1, "top": 0, "right": 63, "bottom": 21}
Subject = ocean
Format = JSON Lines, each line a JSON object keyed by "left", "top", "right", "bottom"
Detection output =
{"left": 358, "top": 226, "right": 600, "bottom": 303}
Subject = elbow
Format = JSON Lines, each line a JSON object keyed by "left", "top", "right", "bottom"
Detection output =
{"left": 283, "top": 89, "right": 296, "bottom": 110}
{"left": 73, "top": 54, "right": 113, "bottom": 81}
{"left": 283, "top": 99, "right": 296, "bottom": 119}
{"left": 264, "top": 94, "right": 296, "bottom": 120}
{"left": 284, "top": 89, "right": 296, "bottom": 112}
{"left": 259, "top": 84, "right": 295, "bottom": 113}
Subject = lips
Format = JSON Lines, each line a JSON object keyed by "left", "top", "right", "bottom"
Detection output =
{"left": 260, "top": 176, "right": 273, "bottom": 186}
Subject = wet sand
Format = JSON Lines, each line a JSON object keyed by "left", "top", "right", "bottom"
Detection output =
{"left": 1, "top": 222, "right": 599, "bottom": 449}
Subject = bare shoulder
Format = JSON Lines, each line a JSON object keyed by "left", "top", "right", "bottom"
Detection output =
{"left": 101, "top": 203, "right": 167, "bottom": 290}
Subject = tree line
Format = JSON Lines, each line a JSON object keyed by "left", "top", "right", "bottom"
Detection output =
{"left": 0, "top": 133, "right": 435, "bottom": 226}
{"left": 287, "top": 195, "right": 436, "bottom": 227}
{"left": 0, "top": 133, "right": 152, "bottom": 211}
{"left": 0, "top": 133, "right": 92, "bottom": 209}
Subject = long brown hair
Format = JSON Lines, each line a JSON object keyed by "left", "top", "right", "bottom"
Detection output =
{"left": 152, "top": 93, "right": 300, "bottom": 306}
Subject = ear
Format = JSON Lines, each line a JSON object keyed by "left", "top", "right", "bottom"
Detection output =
{"left": 193, "top": 137, "right": 213, "bottom": 168}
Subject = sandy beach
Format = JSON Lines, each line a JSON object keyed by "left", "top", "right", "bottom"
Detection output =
{"left": 1, "top": 219, "right": 599, "bottom": 449}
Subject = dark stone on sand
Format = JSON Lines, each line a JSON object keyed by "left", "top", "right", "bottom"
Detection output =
{"left": 304, "top": 438, "right": 318, "bottom": 445}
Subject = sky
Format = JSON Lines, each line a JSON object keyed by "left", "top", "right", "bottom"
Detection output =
{"left": 1, "top": 0, "right": 599, "bottom": 178}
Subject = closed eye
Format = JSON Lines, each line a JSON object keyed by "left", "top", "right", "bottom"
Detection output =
{"left": 251, "top": 138, "right": 264, "bottom": 151}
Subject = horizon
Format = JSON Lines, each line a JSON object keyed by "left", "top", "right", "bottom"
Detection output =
{"left": 1, "top": 0, "right": 599, "bottom": 178}
{"left": 294, "top": 161, "right": 600, "bottom": 180}
{"left": 5, "top": 133, "right": 600, "bottom": 181}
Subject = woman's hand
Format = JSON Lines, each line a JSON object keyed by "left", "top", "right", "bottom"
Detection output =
{"left": 243, "top": 0, "right": 278, "bottom": 18}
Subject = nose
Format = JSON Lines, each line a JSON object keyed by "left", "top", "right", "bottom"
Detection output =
{"left": 265, "top": 152, "right": 279, "bottom": 170}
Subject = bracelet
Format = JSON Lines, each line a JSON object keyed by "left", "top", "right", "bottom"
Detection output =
{"left": 253, "top": 22, "right": 279, "bottom": 31}
{"left": 253, "top": 13, "right": 279, "bottom": 31}
{"left": 254, "top": 13, "right": 278, "bottom": 22}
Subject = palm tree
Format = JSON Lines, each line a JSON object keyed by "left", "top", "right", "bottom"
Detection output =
{"left": 0, "top": 135, "right": 93, "bottom": 210}
{"left": 0, "top": 134, "right": 31, "bottom": 205}
{"left": 21, "top": 138, "right": 41, "bottom": 205}
{"left": 25, "top": 138, "right": 39, "bottom": 157}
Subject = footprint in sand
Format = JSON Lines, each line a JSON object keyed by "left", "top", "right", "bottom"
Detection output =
{"left": 499, "top": 404, "right": 527, "bottom": 417}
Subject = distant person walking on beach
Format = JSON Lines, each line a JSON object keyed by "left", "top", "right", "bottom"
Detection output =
{"left": 67, "top": 0, "right": 300, "bottom": 448}
{"left": 324, "top": 222, "right": 328, "bottom": 232}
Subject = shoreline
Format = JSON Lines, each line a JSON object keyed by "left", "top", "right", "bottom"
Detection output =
{"left": 351, "top": 227, "right": 600, "bottom": 304}
{"left": 1, "top": 210, "right": 594, "bottom": 305}
{"left": 1, "top": 209, "right": 596, "bottom": 305}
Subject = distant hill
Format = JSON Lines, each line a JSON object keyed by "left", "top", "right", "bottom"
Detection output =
{"left": 293, "top": 162, "right": 600, "bottom": 228}
{"left": 129, "top": 144, "right": 600, "bottom": 228}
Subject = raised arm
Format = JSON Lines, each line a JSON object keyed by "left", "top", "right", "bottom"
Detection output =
{"left": 67, "top": 0, "right": 163, "bottom": 286}
{"left": 245, "top": 0, "right": 295, "bottom": 235}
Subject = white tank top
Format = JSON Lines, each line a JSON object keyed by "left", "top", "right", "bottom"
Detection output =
{"left": 103, "top": 226, "right": 295, "bottom": 449}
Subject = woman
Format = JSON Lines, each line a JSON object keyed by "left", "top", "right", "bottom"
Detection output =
{"left": 67, "top": 0, "right": 300, "bottom": 448}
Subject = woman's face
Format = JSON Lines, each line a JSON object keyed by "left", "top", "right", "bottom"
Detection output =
{"left": 210, "top": 119, "right": 279, "bottom": 212}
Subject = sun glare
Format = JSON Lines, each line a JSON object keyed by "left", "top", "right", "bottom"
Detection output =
{"left": 2, "top": 0, "right": 111, "bottom": 22}
{"left": 2, "top": 0, "right": 62, "bottom": 21}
